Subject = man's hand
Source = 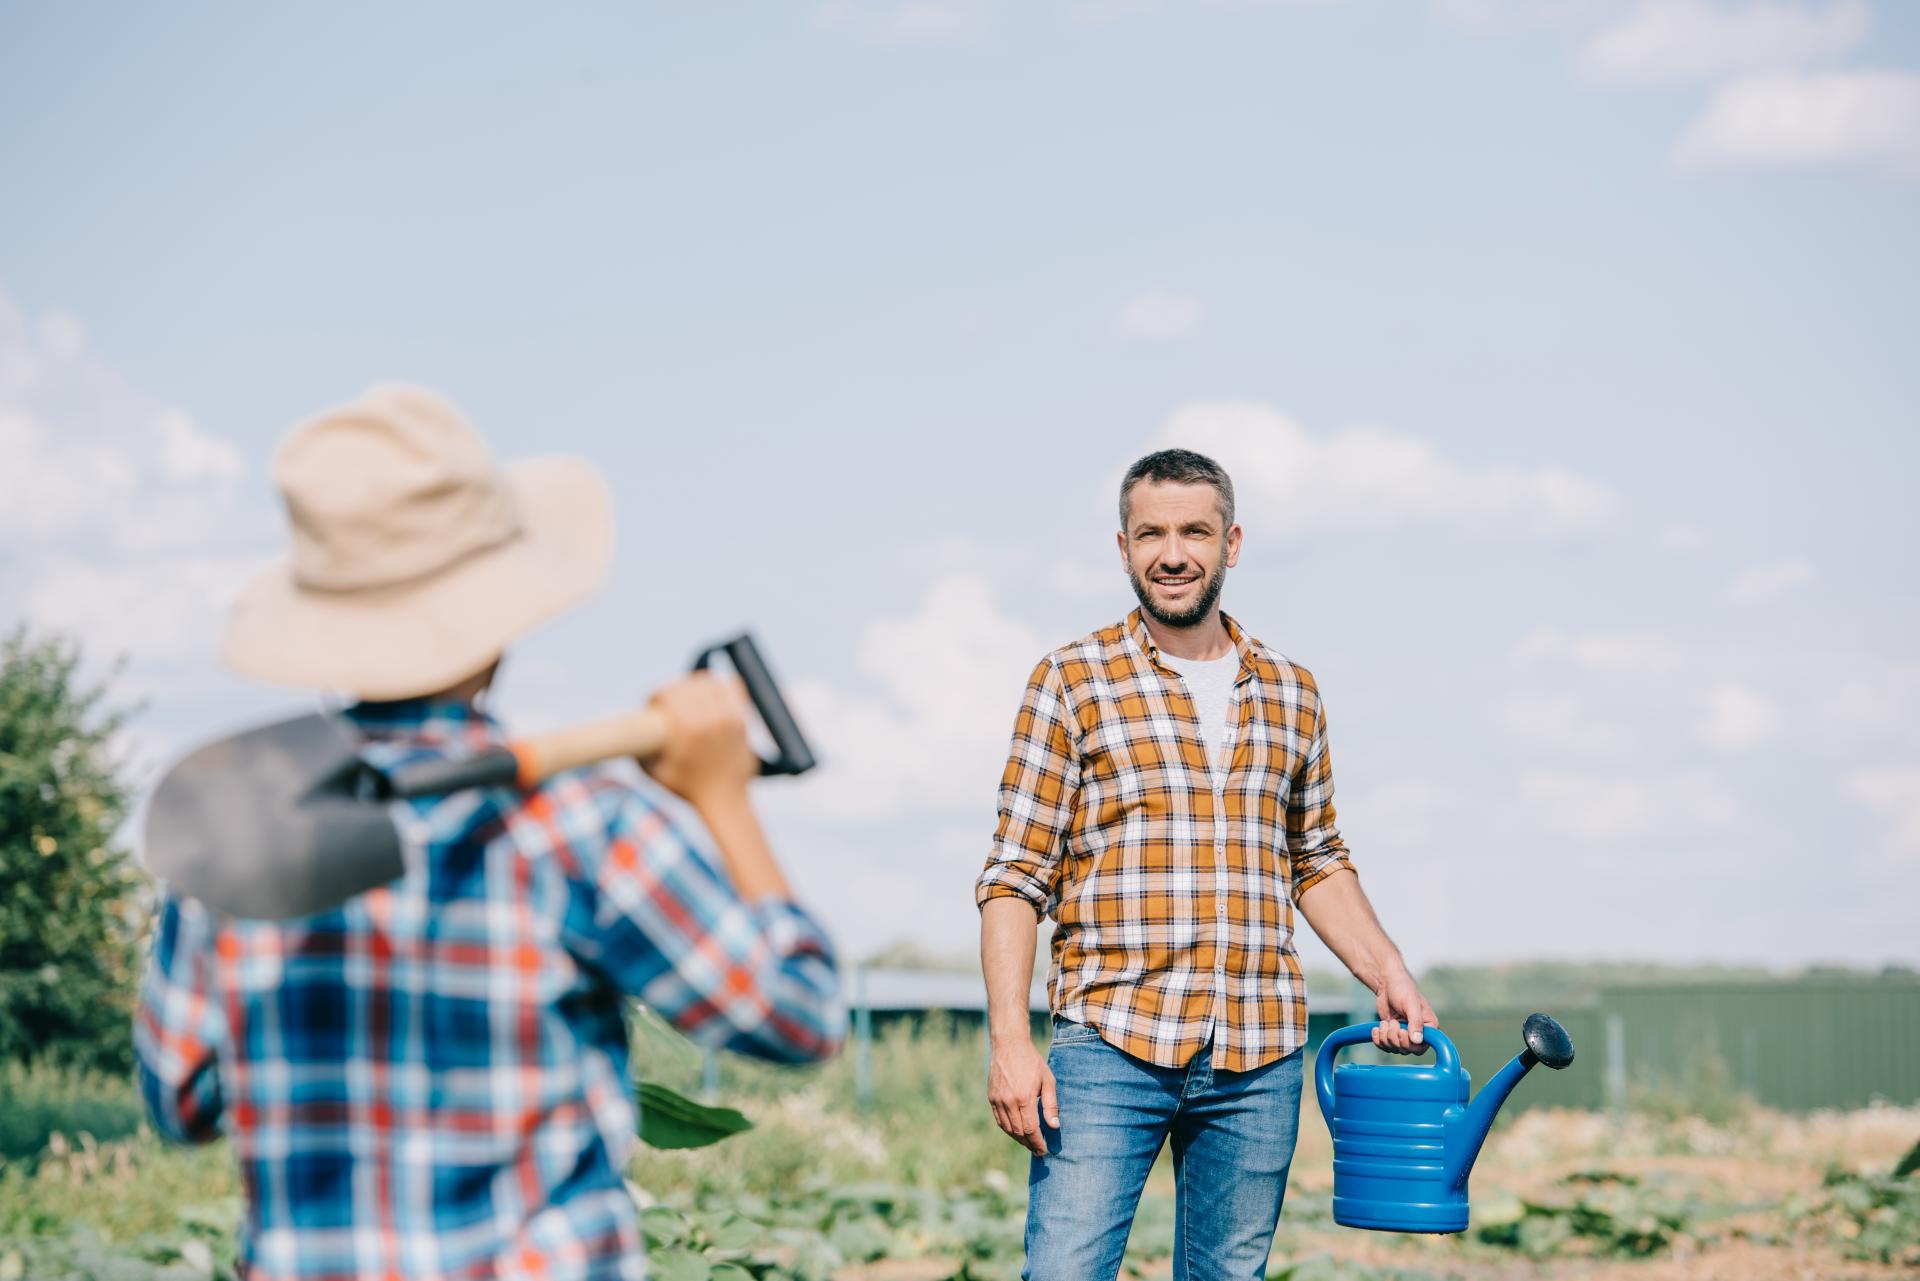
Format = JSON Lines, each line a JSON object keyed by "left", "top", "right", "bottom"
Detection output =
{"left": 988, "top": 1036, "right": 1059, "bottom": 1156}
{"left": 1372, "top": 967, "right": 1439, "bottom": 1055}
{"left": 643, "top": 672, "right": 759, "bottom": 811}
{"left": 1294, "top": 870, "right": 1437, "bottom": 1056}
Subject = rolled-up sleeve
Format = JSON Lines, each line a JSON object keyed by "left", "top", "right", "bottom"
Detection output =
{"left": 977, "top": 656, "right": 1080, "bottom": 916}
{"left": 133, "top": 892, "right": 228, "bottom": 1145}
{"left": 571, "top": 786, "right": 844, "bottom": 1065}
{"left": 1286, "top": 686, "right": 1357, "bottom": 903}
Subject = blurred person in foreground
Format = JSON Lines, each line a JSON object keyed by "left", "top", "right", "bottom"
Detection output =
{"left": 134, "top": 385, "right": 843, "bottom": 1281}
{"left": 978, "top": 449, "right": 1438, "bottom": 1281}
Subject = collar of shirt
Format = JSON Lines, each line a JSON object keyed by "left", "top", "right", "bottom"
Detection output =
{"left": 344, "top": 698, "right": 504, "bottom": 749}
{"left": 1123, "top": 606, "right": 1269, "bottom": 687}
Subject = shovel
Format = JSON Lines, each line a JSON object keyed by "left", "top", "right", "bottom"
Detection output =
{"left": 143, "top": 633, "right": 815, "bottom": 921}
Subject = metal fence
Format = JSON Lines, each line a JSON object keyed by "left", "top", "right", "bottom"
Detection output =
{"left": 842, "top": 970, "right": 1920, "bottom": 1115}
{"left": 1595, "top": 982, "right": 1920, "bottom": 1112}
{"left": 1306, "top": 981, "right": 1920, "bottom": 1116}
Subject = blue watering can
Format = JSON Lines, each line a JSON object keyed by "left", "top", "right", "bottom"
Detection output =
{"left": 1315, "top": 1014, "right": 1575, "bottom": 1234}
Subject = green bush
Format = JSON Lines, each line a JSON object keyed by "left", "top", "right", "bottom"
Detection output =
{"left": 0, "top": 626, "right": 142, "bottom": 1075}
{"left": 0, "top": 1061, "right": 147, "bottom": 1161}
{"left": 1793, "top": 1166, "right": 1920, "bottom": 1267}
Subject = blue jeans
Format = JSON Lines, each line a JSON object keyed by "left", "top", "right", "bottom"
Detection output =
{"left": 1024, "top": 1020, "right": 1303, "bottom": 1281}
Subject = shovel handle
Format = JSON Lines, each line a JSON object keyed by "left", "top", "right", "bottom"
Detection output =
{"left": 385, "top": 709, "right": 672, "bottom": 798}
{"left": 384, "top": 632, "right": 813, "bottom": 798}
{"left": 511, "top": 708, "right": 673, "bottom": 784}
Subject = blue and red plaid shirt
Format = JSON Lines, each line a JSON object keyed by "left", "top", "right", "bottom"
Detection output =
{"left": 135, "top": 700, "right": 843, "bottom": 1281}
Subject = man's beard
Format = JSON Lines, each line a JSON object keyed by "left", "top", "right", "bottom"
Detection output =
{"left": 1128, "top": 555, "right": 1227, "bottom": 629}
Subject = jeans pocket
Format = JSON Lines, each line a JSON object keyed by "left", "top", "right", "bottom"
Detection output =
{"left": 1049, "top": 1018, "right": 1100, "bottom": 1046}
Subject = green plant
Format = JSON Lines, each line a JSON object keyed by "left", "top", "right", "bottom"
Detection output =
{"left": 1625, "top": 1045, "right": 1751, "bottom": 1128}
{"left": 0, "top": 627, "right": 142, "bottom": 1075}
{"left": 0, "top": 1060, "right": 147, "bottom": 1161}
{"left": 1791, "top": 1166, "right": 1920, "bottom": 1267}
{"left": 1267, "top": 1259, "right": 1452, "bottom": 1281}
{"left": 639, "top": 1082, "right": 755, "bottom": 1150}
{"left": 1474, "top": 1170, "right": 1703, "bottom": 1259}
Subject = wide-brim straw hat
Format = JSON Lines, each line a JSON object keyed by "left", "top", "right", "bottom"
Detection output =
{"left": 223, "top": 383, "right": 612, "bottom": 701}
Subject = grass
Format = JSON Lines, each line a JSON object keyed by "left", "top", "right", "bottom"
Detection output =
{"left": 4, "top": 1022, "right": 1919, "bottom": 1280}
{"left": 0, "top": 1061, "right": 146, "bottom": 1162}
{"left": 633, "top": 1015, "right": 1025, "bottom": 1199}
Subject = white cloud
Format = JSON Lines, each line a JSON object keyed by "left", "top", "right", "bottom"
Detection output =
{"left": 1675, "top": 70, "right": 1920, "bottom": 179}
{"left": 1156, "top": 401, "right": 1621, "bottom": 538}
{"left": 1521, "top": 768, "right": 1738, "bottom": 842}
{"left": 1512, "top": 626, "right": 1678, "bottom": 671}
{"left": 157, "top": 408, "right": 243, "bottom": 484}
{"left": 39, "top": 310, "right": 87, "bottom": 360}
{"left": 1345, "top": 779, "right": 1456, "bottom": 846}
{"left": 1725, "top": 553, "right": 1814, "bottom": 605}
{"left": 784, "top": 572, "right": 1044, "bottom": 822}
{"left": 1811, "top": 661, "right": 1920, "bottom": 748}
{"left": 1069, "top": 0, "right": 1344, "bottom": 23}
{"left": 1052, "top": 553, "right": 1119, "bottom": 599}
{"left": 1110, "top": 293, "right": 1203, "bottom": 342}
{"left": 1068, "top": 0, "right": 1159, "bottom": 20}
{"left": 1430, "top": 0, "right": 1607, "bottom": 29}
{"left": 26, "top": 553, "right": 266, "bottom": 671}
{"left": 1696, "top": 682, "right": 1784, "bottom": 750}
{"left": 0, "top": 284, "right": 274, "bottom": 671}
{"left": 1845, "top": 766, "right": 1920, "bottom": 869}
{"left": 1580, "top": 0, "right": 1870, "bottom": 85}
{"left": 812, "top": 0, "right": 992, "bottom": 43}
{"left": 1660, "top": 522, "right": 1708, "bottom": 553}
{"left": 1493, "top": 692, "right": 1636, "bottom": 753}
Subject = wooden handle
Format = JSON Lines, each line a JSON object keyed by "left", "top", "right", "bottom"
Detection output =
{"left": 510, "top": 708, "right": 672, "bottom": 785}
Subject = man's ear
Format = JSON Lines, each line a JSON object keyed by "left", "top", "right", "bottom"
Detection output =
{"left": 1225, "top": 524, "right": 1243, "bottom": 569}
{"left": 1116, "top": 529, "right": 1130, "bottom": 566}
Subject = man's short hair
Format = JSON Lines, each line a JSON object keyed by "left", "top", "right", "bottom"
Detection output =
{"left": 1119, "top": 448, "right": 1236, "bottom": 531}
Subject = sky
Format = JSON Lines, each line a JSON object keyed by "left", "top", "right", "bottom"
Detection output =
{"left": 2, "top": 0, "right": 1916, "bottom": 976}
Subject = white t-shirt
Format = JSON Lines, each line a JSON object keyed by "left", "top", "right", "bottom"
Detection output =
{"left": 1161, "top": 650, "right": 1240, "bottom": 774}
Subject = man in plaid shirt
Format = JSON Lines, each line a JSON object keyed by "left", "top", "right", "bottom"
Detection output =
{"left": 136, "top": 385, "right": 843, "bottom": 1280}
{"left": 978, "top": 449, "right": 1438, "bottom": 1281}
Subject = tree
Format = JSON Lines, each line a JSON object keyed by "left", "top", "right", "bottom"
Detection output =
{"left": 0, "top": 625, "right": 141, "bottom": 1073}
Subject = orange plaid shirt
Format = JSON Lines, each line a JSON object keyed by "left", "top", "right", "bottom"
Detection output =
{"left": 976, "top": 609, "right": 1356, "bottom": 1072}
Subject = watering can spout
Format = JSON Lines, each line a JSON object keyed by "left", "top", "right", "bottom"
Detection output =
{"left": 1444, "top": 1013, "right": 1575, "bottom": 1190}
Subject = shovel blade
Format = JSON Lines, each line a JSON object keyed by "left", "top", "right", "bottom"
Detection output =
{"left": 144, "top": 713, "right": 405, "bottom": 920}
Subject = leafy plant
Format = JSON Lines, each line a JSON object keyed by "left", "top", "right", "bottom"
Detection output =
{"left": 1791, "top": 1166, "right": 1920, "bottom": 1267}
{"left": 1268, "top": 1258, "right": 1451, "bottom": 1281}
{"left": 1474, "top": 1170, "right": 1702, "bottom": 1259}
{"left": 0, "top": 626, "right": 142, "bottom": 1075}
{"left": 639, "top": 1081, "right": 755, "bottom": 1150}
{"left": 0, "top": 1061, "right": 147, "bottom": 1161}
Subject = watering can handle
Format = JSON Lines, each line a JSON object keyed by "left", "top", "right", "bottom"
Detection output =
{"left": 1313, "top": 1023, "right": 1460, "bottom": 1121}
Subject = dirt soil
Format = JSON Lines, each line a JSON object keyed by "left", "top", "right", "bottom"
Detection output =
{"left": 1174, "top": 1104, "right": 1920, "bottom": 1280}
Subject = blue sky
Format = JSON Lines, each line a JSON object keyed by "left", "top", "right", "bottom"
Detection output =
{"left": 3, "top": 1, "right": 1916, "bottom": 972}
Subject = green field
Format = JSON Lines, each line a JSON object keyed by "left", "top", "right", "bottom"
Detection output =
{"left": 4, "top": 1020, "right": 1918, "bottom": 1281}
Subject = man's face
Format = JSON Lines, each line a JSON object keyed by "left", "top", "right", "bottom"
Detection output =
{"left": 1117, "top": 481, "right": 1242, "bottom": 628}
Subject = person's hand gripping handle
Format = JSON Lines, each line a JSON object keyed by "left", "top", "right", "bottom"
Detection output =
{"left": 642, "top": 671, "right": 761, "bottom": 809}
{"left": 643, "top": 671, "right": 792, "bottom": 902}
{"left": 1372, "top": 966, "right": 1440, "bottom": 1055}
